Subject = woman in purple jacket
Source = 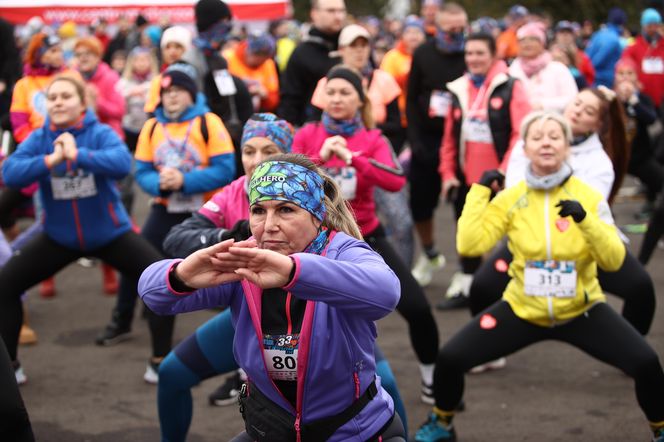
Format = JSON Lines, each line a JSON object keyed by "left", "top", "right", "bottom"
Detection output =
{"left": 139, "top": 153, "right": 405, "bottom": 441}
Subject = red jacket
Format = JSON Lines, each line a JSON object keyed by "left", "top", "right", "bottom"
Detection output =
{"left": 576, "top": 49, "right": 596, "bottom": 87}
{"left": 622, "top": 36, "right": 664, "bottom": 107}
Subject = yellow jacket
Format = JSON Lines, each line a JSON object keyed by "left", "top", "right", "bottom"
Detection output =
{"left": 458, "top": 177, "right": 625, "bottom": 326}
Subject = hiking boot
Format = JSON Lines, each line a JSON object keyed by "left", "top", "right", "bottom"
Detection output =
{"left": 412, "top": 253, "right": 446, "bottom": 287}
{"left": 95, "top": 309, "right": 132, "bottom": 346}
{"left": 101, "top": 263, "right": 118, "bottom": 295}
{"left": 144, "top": 359, "right": 160, "bottom": 384}
{"left": 19, "top": 324, "right": 38, "bottom": 346}
{"left": 413, "top": 413, "right": 456, "bottom": 442}
{"left": 39, "top": 277, "right": 56, "bottom": 298}
{"left": 208, "top": 371, "right": 243, "bottom": 406}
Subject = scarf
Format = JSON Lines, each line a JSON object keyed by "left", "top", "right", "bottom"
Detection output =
{"left": 518, "top": 51, "right": 552, "bottom": 78}
{"left": 434, "top": 30, "right": 465, "bottom": 54}
{"left": 23, "top": 63, "right": 62, "bottom": 77}
{"left": 193, "top": 21, "right": 233, "bottom": 56}
{"left": 303, "top": 227, "right": 330, "bottom": 255}
{"left": 572, "top": 134, "right": 591, "bottom": 146}
{"left": 525, "top": 162, "right": 573, "bottom": 190}
{"left": 321, "top": 112, "right": 363, "bottom": 137}
{"left": 469, "top": 73, "right": 486, "bottom": 88}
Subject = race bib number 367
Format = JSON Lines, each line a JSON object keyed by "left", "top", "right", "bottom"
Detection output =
{"left": 524, "top": 260, "right": 577, "bottom": 298}
{"left": 263, "top": 334, "right": 299, "bottom": 382}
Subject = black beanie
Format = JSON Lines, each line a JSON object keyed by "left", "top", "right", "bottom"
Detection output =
{"left": 160, "top": 63, "right": 198, "bottom": 101}
{"left": 195, "top": 0, "right": 232, "bottom": 32}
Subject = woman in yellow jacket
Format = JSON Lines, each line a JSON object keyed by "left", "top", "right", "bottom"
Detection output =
{"left": 413, "top": 111, "right": 664, "bottom": 442}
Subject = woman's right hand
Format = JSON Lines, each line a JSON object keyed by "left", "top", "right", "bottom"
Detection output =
{"left": 175, "top": 239, "right": 255, "bottom": 288}
{"left": 47, "top": 142, "right": 65, "bottom": 168}
{"left": 319, "top": 135, "right": 347, "bottom": 162}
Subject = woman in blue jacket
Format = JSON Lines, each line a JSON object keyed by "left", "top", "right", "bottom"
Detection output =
{"left": 0, "top": 74, "right": 164, "bottom": 383}
{"left": 139, "top": 154, "right": 406, "bottom": 441}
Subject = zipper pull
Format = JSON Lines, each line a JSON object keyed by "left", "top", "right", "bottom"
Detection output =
{"left": 238, "top": 383, "right": 247, "bottom": 413}
{"left": 295, "top": 413, "right": 301, "bottom": 442}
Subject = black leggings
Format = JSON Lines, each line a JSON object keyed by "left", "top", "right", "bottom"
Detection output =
{"left": 469, "top": 244, "right": 656, "bottom": 335}
{"left": 0, "top": 187, "right": 31, "bottom": 229}
{"left": 0, "top": 230, "right": 163, "bottom": 361}
{"left": 433, "top": 301, "right": 664, "bottom": 423}
{"left": 639, "top": 191, "right": 664, "bottom": 265}
{"left": 0, "top": 337, "right": 33, "bottom": 441}
{"left": 365, "top": 229, "right": 439, "bottom": 364}
{"left": 113, "top": 204, "right": 190, "bottom": 357}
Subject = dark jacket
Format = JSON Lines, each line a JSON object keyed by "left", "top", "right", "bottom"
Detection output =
{"left": 406, "top": 40, "right": 466, "bottom": 163}
{"left": 278, "top": 27, "right": 341, "bottom": 126}
{"left": 624, "top": 92, "right": 658, "bottom": 166}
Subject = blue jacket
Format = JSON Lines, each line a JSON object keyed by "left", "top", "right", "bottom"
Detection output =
{"left": 3, "top": 110, "right": 132, "bottom": 250}
{"left": 586, "top": 24, "right": 623, "bottom": 87}
{"left": 139, "top": 232, "right": 400, "bottom": 441}
{"left": 135, "top": 94, "right": 236, "bottom": 197}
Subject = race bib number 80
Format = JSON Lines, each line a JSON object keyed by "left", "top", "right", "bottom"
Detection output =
{"left": 524, "top": 260, "right": 577, "bottom": 298}
{"left": 263, "top": 334, "right": 299, "bottom": 382}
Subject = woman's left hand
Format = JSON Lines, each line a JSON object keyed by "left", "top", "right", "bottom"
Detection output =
{"left": 229, "top": 246, "right": 295, "bottom": 289}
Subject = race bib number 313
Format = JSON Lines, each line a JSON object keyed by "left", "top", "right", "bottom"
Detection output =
{"left": 263, "top": 334, "right": 299, "bottom": 382}
{"left": 524, "top": 260, "right": 577, "bottom": 298}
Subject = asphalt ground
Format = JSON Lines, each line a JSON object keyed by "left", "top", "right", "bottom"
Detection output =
{"left": 14, "top": 184, "right": 664, "bottom": 442}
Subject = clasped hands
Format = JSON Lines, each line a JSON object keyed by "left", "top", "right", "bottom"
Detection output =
{"left": 175, "top": 239, "right": 295, "bottom": 290}
{"left": 47, "top": 132, "right": 78, "bottom": 167}
{"left": 159, "top": 167, "right": 184, "bottom": 191}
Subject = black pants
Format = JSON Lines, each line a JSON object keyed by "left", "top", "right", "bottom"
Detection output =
{"left": 113, "top": 204, "right": 190, "bottom": 357}
{"left": 639, "top": 190, "right": 664, "bottom": 265}
{"left": 469, "top": 244, "right": 656, "bottom": 335}
{"left": 0, "top": 337, "right": 33, "bottom": 441}
{"left": 0, "top": 230, "right": 163, "bottom": 361}
{"left": 434, "top": 301, "right": 664, "bottom": 423}
{"left": 365, "top": 228, "right": 439, "bottom": 364}
{"left": 0, "top": 187, "right": 31, "bottom": 229}
{"left": 629, "top": 158, "right": 664, "bottom": 203}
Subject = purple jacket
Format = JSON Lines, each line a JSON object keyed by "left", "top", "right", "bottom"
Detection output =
{"left": 139, "top": 231, "right": 400, "bottom": 441}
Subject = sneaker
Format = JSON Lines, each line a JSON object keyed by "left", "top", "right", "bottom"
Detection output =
{"left": 469, "top": 357, "right": 507, "bottom": 374}
{"left": 444, "top": 272, "right": 473, "bottom": 298}
{"left": 435, "top": 294, "right": 469, "bottom": 310}
{"left": 653, "top": 428, "right": 664, "bottom": 442}
{"left": 39, "top": 277, "right": 56, "bottom": 298}
{"left": 143, "top": 360, "right": 160, "bottom": 384}
{"left": 413, "top": 413, "right": 456, "bottom": 442}
{"left": 101, "top": 263, "right": 118, "bottom": 295}
{"left": 77, "top": 257, "right": 96, "bottom": 268}
{"left": 95, "top": 309, "right": 132, "bottom": 346}
{"left": 13, "top": 361, "right": 26, "bottom": 385}
{"left": 208, "top": 371, "right": 243, "bottom": 406}
{"left": 421, "top": 381, "right": 434, "bottom": 405}
{"left": 412, "top": 254, "right": 446, "bottom": 287}
{"left": 19, "top": 324, "right": 38, "bottom": 346}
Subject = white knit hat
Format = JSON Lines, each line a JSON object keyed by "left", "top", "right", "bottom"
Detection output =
{"left": 160, "top": 26, "right": 192, "bottom": 53}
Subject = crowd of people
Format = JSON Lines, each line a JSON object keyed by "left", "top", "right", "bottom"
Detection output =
{"left": 0, "top": 0, "right": 663, "bottom": 440}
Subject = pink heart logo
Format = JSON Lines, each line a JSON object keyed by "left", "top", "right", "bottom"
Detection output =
{"left": 479, "top": 314, "right": 497, "bottom": 330}
{"left": 556, "top": 218, "right": 570, "bottom": 232}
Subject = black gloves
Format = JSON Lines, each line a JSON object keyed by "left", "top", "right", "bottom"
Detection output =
{"left": 556, "top": 200, "right": 586, "bottom": 223}
{"left": 219, "top": 220, "right": 252, "bottom": 242}
{"left": 479, "top": 169, "right": 505, "bottom": 189}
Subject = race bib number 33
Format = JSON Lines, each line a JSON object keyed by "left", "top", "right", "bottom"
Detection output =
{"left": 263, "top": 334, "right": 299, "bottom": 382}
{"left": 524, "top": 260, "right": 577, "bottom": 298}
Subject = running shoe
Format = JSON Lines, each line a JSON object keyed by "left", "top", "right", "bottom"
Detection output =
{"left": 208, "top": 371, "right": 243, "bottom": 406}
{"left": 469, "top": 357, "right": 507, "bottom": 374}
{"left": 13, "top": 361, "right": 26, "bottom": 385}
{"left": 413, "top": 413, "right": 456, "bottom": 442}
{"left": 95, "top": 310, "right": 131, "bottom": 346}
{"left": 436, "top": 273, "right": 473, "bottom": 310}
{"left": 653, "top": 427, "right": 664, "bottom": 442}
{"left": 101, "top": 263, "right": 118, "bottom": 295}
{"left": 412, "top": 253, "right": 446, "bottom": 287}
{"left": 19, "top": 324, "right": 38, "bottom": 346}
{"left": 39, "top": 277, "right": 56, "bottom": 298}
{"left": 421, "top": 381, "right": 435, "bottom": 405}
{"left": 143, "top": 360, "right": 160, "bottom": 384}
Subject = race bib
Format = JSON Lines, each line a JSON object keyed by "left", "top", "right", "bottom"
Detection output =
{"left": 429, "top": 90, "right": 452, "bottom": 118}
{"left": 213, "top": 69, "right": 237, "bottom": 96}
{"left": 326, "top": 166, "right": 357, "bottom": 200}
{"left": 524, "top": 260, "right": 577, "bottom": 298}
{"left": 51, "top": 171, "right": 97, "bottom": 200}
{"left": 642, "top": 57, "right": 664, "bottom": 74}
{"left": 167, "top": 193, "right": 203, "bottom": 213}
{"left": 462, "top": 118, "right": 493, "bottom": 144}
{"left": 263, "top": 334, "right": 299, "bottom": 382}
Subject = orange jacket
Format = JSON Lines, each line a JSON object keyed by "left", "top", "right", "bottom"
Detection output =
{"left": 224, "top": 43, "right": 280, "bottom": 112}
{"left": 380, "top": 42, "right": 412, "bottom": 126}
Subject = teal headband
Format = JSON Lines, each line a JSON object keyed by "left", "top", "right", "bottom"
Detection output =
{"left": 248, "top": 160, "right": 327, "bottom": 221}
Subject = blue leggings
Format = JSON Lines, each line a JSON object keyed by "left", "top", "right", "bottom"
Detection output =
{"left": 157, "top": 309, "right": 408, "bottom": 442}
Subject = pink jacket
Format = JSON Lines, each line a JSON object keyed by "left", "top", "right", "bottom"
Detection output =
{"left": 293, "top": 123, "right": 405, "bottom": 235}
{"left": 508, "top": 59, "right": 578, "bottom": 113}
{"left": 198, "top": 175, "right": 249, "bottom": 228}
{"left": 84, "top": 62, "right": 125, "bottom": 139}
